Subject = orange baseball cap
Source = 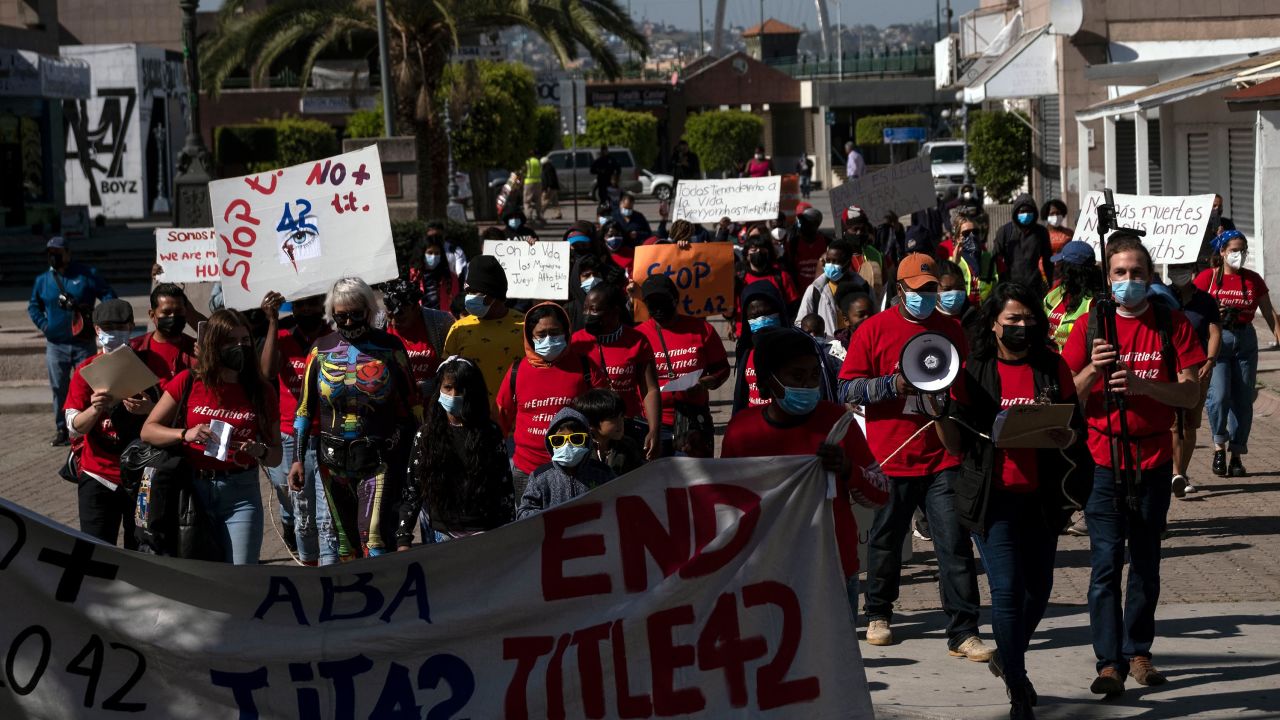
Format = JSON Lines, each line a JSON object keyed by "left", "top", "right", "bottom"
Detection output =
{"left": 897, "top": 253, "right": 939, "bottom": 290}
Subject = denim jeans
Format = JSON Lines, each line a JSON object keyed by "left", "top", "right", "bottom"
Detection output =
{"left": 864, "top": 468, "right": 981, "bottom": 647}
{"left": 1206, "top": 324, "right": 1257, "bottom": 454}
{"left": 192, "top": 468, "right": 264, "bottom": 565}
{"left": 264, "top": 433, "right": 331, "bottom": 563}
{"left": 1085, "top": 462, "right": 1172, "bottom": 674}
{"left": 972, "top": 490, "right": 1058, "bottom": 687}
{"left": 47, "top": 341, "right": 94, "bottom": 432}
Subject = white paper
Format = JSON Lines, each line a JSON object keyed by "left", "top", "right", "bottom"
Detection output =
{"left": 154, "top": 227, "right": 219, "bottom": 283}
{"left": 203, "top": 419, "right": 233, "bottom": 461}
{"left": 1072, "top": 191, "right": 1214, "bottom": 265}
{"left": 659, "top": 369, "right": 703, "bottom": 393}
{"left": 671, "top": 176, "right": 781, "bottom": 223}
{"left": 482, "top": 239, "right": 571, "bottom": 300}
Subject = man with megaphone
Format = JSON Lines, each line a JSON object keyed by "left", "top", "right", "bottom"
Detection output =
{"left": 838, "top": 253, "right": 991, "bottom": 662}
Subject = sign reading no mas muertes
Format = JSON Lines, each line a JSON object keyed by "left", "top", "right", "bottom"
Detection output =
{"left": 1073, "top": 191, "right": 1215, "bottom": 263}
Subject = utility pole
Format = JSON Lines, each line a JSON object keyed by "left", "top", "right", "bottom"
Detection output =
{"left": 698, "top": 0, "right": 705, "bottom": 55}
{"left": 759, "top": 0, "right": 765, "bottom": 30}
{"left": 376, "top": 0, "right": 395, "bottom": 136}
{"left": 836, "top": 0, "right": 843, "bottom": 79}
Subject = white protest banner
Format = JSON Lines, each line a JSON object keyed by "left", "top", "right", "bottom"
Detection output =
{"left": 829, "top": 155, "right": 935, "bottom": 225}
{"left": 209, "top": 145, "right": 397, "bottom": 311}
{"left": 671, "top": 176, "right": 781, "bottom": 223}
{"left": 1073, "top": 191, "right": 1214, "bottom": 264}
{"left": 482, "top": 239, "right": 571, "bottom": 300}
{"left": 154, "top": 227, "right": 218, "bottom": 283}
{"left": 0, "top": 457, "right": 873, "bottom": 719}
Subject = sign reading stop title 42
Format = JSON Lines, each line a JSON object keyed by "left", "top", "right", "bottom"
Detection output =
{"left": 633, "top": 243, "right": 734, "bottom": 319}
{"left": 209, "top": 145, "right": 398, "bottom": 311}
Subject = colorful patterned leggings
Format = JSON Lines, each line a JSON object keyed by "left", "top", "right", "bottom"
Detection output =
{"left": 318, "top": 465, "right": 391, "bottom": 560}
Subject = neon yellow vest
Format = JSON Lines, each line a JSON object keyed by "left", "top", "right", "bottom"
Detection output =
{"left": 524, "top": 157, "right": 542, "bottom": 184}
{"left": 1044, "top": 284, "right": 1093, "bottom": 350}
{"left": 958, "top": 251, "right": 997, "bottom": 304}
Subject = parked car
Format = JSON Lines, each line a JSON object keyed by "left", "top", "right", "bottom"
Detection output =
{"left": 921, "top": 140, "right": 972, "bottom": 199}
{"left": 544, "top": 147, "right": 643, "bottom": 197}
{"left": 640, "top": 170, "right": 675, "bottom": 201}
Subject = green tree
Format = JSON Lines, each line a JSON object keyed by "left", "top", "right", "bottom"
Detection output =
{"left": 577, "top": 107, "right": 659, "bottom": 170}
{"left": 683, "top": 110, "right": 763, "bottom": 177}
{"left": 443, "top": 61, "right": 537, "bottom": 173}
{"left": 202, "top": 0, "right": 647, "bottom": 218}
{"left": 968, "top": 111, "right": 1031, "bottom": 203}
{"left": 533, "top": 105, "right": 561, "bottom": 157}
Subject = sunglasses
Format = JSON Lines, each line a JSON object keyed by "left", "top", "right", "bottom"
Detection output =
{"left": 547, "top": 432, "right": 589, "bottom": 449}
{"left": 332, "top": 310, "right": 367, "bottom": 323}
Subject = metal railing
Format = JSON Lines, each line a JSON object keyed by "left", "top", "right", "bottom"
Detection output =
{"left": 765, "top": 48, "right": 934, "bottom": 80}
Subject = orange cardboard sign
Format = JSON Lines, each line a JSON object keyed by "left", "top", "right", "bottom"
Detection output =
{"left": 632, "top": 243, "right": 735, "bottom": 319}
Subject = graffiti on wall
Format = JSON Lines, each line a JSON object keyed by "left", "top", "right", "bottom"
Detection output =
{"left": 63, "top": 88, "right": 138, "bottom": 209}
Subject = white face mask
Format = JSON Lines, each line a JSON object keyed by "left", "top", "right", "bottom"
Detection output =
{"left": 770, "top": 227, "right": 786, "bottom": 241}
{"left": 1227, "top": 250, "right": 1246, "bottom": 270}
{"left": 1047, "top": 215, "right": 1062, "bottom": 227}
{"left": 1168, "top": 268, "right": 1195, "bottom": 287}
{"left": 962, "top": 192, "right": 973, "bottom": 200}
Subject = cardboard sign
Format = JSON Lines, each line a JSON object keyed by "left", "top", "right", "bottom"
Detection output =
{"left": 1073, "top": 192, "right": 1215, "bottom": 264}
{"left": 77, "top": 345, "right": 159, "bottom": 399}
{"left": 0, "top": 456, "right": 875, "bottom": 718}
{"left": 671, "top": 176, "right": 781, "bottom": 223}
{"left": 829, "top": 155, "right": 935, "bottom": 225}
{"left": 481, "top": 240, "right": 571, "bottom": 300}
{"left": 633, "top": 243, "right": 735, "bottom": 318}
{"left": 209, "top": 145, "right": 398, "bottom": 311}
{"left": 779, "top": 174, "right": 801, "bottom": 219}
{"left": 154, "top": 227, "right": 218, "bottom": 283}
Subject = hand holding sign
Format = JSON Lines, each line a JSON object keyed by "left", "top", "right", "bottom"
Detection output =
{"left": 633, "top": 243, "right": 734, "bottom": 318}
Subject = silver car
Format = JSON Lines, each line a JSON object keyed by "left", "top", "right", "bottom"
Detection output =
{"left": 545, "top": 147, "right": 643, "bottom": 198}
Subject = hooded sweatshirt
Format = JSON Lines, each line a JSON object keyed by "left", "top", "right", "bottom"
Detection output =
{"left": 733, "top": 280, "right": 790, "bottom": 413}
{"left": 497, "top": 302, "right": 608, "bottom": 474}
{"left": 515, "top": 406, "right": 616, "bottom": 519}
{"left": 993, "top": 193, "right": 1053, "bottom": 290}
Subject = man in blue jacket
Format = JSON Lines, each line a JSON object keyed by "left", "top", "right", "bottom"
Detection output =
{"left": 28, "top": 236, "right": 116, "bottom": 446}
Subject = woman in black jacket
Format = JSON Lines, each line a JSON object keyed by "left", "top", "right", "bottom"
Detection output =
{"left": 935, "top": 282, "right": 1091, "bottom": 720}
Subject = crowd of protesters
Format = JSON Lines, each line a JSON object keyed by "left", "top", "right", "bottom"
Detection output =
{"left": 36, "top": 156, "right": 1272, "bottom": 719}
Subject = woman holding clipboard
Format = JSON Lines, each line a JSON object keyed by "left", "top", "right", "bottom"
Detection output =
{"left": 935, "top": 282, "right": 1091, "bottom": 720}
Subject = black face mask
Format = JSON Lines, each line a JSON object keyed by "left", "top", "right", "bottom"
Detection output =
{"left": 220, "top": 344, "right": 252, "bottom": 374}
{"left": 156, "top": 315, "right": 187, "bottom": 338}
{"left": 583, "top": 313, "right": 608, "bottom": 336}
{"left": 999, "top": 324, "right": 1030, "bottom": 353}
{"left": 647, "top": 297, "right": 676, "bottom": 323}
{"left": 747, "top": 250, "right": 768, "bottom": 268}
{"left": 337, "top": 318, "right": 369, "bottom": 340}
{"left": 294, "top": 313, "right": 325, "bottom": 333}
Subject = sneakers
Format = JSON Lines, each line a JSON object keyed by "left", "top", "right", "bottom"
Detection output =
{"left": 1171, "top": 474, "right": 1189, "bottom": 498}
{"left": 865, "top": 619, "right": 894, "bottom": 646}
{"left": 1129, "top": 656, "right": 1167, "bottom": 686}
{"left": 1066, "top": 516, "right": 1088, "bottom": 537}
{"left": 949, "top": 635, "right": 995, "bottom": 662}
{"left": 1212, "top": 449, "right": 1228, "bottom": 477}
{"left": 50, "top": 430, "right": 69, "bottom": 447}
{"left": 912, "top": 511, "right": 932, "bottom": 541}
{"left": 1228, "top": 455, "right": 1247, "bottom": 477}
{"left": 1090, "top": 667, "right": 1125, "bottom": 697}
{"left": 1185, "top": 479, "right": 1199, "bottom": 494}
{"left": 281, "top": 521, "right": 298, "bottom": 555}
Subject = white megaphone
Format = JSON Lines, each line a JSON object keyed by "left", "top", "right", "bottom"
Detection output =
{"left": 899, "top": 331, "right": 961, "bottom": 394}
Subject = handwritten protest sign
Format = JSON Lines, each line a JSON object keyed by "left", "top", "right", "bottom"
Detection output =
{"left": 829, "top": 155, "right": 935, "bottom": 225}
{"left": 209, "top": 145, "right": 397, "bottom": 311}
{"left": 633, "top": 243, "right": 734, "bottom": 319}
{"left": 779, "top": 174, "right": 801, "bottom": 219}
{"left": 482, "top": 239, "right": 570, "bottom": 300}
{"left": 671, "top": 176, "right": 781, "bottom": 223}
{"left": 154, "top": 227, "right": 218, "bottom": 283}
{"left": 1073, "top": 191, "right": 1214, "bottom": 263}
{"left": 0, "top": 456, "right": 875, "bottom": 718}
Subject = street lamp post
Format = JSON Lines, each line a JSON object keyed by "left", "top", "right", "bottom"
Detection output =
{"left": 444, "top": 103, "right": 465, "bottom": 223}
{"left": 173, "top": 0, "right": 214, "bottom": 227}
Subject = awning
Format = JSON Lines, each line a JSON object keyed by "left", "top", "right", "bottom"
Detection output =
{"left": 0, "top": 49, "right": 91, "bottom": 100}
{"left": 1076, "top": 48, "right": 1280, "bottom": 122}
{"left": 962, "top": 24, "right": 1056, "bottom": 104}
{"left": 1225, "top": 75, "right": 1280, "bottom": 112}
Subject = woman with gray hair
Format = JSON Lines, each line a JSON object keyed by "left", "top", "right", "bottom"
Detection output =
{"left": 289, "top": 277, "right": 423, "bottom": 560}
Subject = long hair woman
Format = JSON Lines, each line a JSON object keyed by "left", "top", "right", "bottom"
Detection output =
{"left": 142, "top": 309, "right": 282, "bottom": 564}
{"left": 397, "top": 357, "right": 513, "bottom": 547}
{"left": 936, "top": 282, "right": 1091, "bottom": 719}
{"left": 1043, "top": 241, "right": 1103, "bottom": 351}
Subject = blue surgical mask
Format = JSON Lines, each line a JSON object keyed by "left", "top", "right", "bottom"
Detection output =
{"left": 464, "top": 293, "right": 491, "bottom": 317}
{"left": 823, "top": 262, "right": 845, "bottom": 281}
{"left": 620, "top": 207, "right": 633, "bottom": 218}
{"left": 507, "top": 218, "right": 522, "bottom": 229}
{"left": 903, "top": 291, "right": 937, "bottom": 320}
{"left": 775, "top": 382, "right": 821, "bottom": 416}
{"left": 938, "top": 290, "right": 966, "bottom": 314}
{"left": 748, "top": 313, "right": 781, "bottom": 333}
{"left": 598, "top": 216, "right": 611, "bottom": 226}
{"left": 580, "top": 276, "right": 602, "bottom": 293}
{"left": 552, "top": 443, "right": 590, "bottom": 468}
{"left": 533, "top": 334, "right": 567, "bottom": 361}
{"left": 1016, "top": 212, "right": 1035, "bottom": 225}
{"left": 605, "top": 236, "right": 624, "bottom": 251}
{"left": 437, "top": 391, "right": 462, "bottom": 416}
{"left": 424, "top": 253, "right": 441, "bottom": 270}
{"left": 96, "top": 328, "right": 130, "bottom": 351}
{"left": 1111, "top": 280, "right": 1148, "bottom": 309}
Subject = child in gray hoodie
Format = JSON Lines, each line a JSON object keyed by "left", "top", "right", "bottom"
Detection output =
{"left": 515, "top": 406, "right": 616, "bottom": 519}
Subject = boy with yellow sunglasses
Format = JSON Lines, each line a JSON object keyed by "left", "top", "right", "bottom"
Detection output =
{"left": 515, "top": 406, "right": 616, "bottom": 518}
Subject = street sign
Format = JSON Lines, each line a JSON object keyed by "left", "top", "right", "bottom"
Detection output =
{"left": 882, "top": 127, "right": 928, "bottom": 144}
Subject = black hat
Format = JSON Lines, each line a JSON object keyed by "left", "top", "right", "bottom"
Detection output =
{"left": 641, "top": 274, "right": 678, "bottom": 300}
{"left": 465, "top": 255, "right": 508, "bottom": 298}
{"left": 92, "top": 299, "right": 134, "bottom": 326}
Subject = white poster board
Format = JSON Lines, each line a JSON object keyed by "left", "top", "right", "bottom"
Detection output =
{"left": 1073, "top": 192, "right": 1214, "bottom": 264}
{"left": 482, "top": 240, "right": 571, "bottom": 300}
{"left": 209, "top": 145, "right": 397, "bottom": 311}
{"left": 671, "top": 176, "right": 781, "bottom": 223}
{"left": 829, "top": 155, "right": 935, "bottom": 224}
{"left": 154, "top": 227, "right": 218, "bottom": 283}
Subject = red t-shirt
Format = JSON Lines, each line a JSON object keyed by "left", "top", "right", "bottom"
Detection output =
{"left": 129, "top": 332, "right": 195, "bottom": 384}
{"left": 1062, "top": 305, "right": 1205, "bottom": 469}
{"left": 571, "top": 327, "right": 655, "bottom": 419}
{"left": 164, "top": 370, "right": 278, "bottom": 472}
{"left": 637, "top": 315, "right": 729, "bottom": 426}
{"left": 496, "top": 353, "right": 608, "bottom": 474}
{"left": 790, "top": 234, "right": 829, "bottom": 289}
{"left": 743, "top": 351, "right": 770, "bottom": 408}
{"left": 64, "top": 354, "right": 130, "bottom": 485}
{"left": 275, "top": 327, "right": 323, "bottom": 436}
{"left": 839, "top": 307, "right": 968, "bottom": 476}
{"left": 388, "top": 320, "right": 441, "bottom": 388}
{"left": 721, "top": 401, "right": 890, "bottom": 576}
{"left": 1195, "top": 268, "right": 1267, "bottom": 324}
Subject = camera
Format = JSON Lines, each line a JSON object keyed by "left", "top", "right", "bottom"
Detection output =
{"left": 56, "top": 293, "right": 75, "bottom": 311}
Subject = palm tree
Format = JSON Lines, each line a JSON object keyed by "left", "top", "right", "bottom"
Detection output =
{"left": 202, "top": 0, "right": 647, "bottom": 218}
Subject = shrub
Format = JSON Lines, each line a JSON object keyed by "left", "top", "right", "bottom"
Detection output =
{"left": 345, "top": 106, "right": 384, "bottom": 139}
{"left": 533, "top": 105, "right": 561, "bottom": 157}
{"left": 578, "top": 107, "right": 659, "bottom": 170}
{"left": 683, "top": 110, "right": 763, "bottom": 177}
{"left": 214, "top": 124, "right": 277, "bottom": 170}
{"left": 270, "top": 115, "right": 340, "bottom": 168}
{"left": 968, "top": 110, "right": 1031, "bottom": 203}
{"left": 854, "top": 113, "right": 928, "bottom": 146}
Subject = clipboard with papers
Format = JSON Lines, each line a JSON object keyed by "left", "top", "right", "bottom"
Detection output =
{"left": 77, "top": 345, "right": 160, "bottom": 401}
{"left": 992, "top": 404, "right": 1077, "bottom": 449}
